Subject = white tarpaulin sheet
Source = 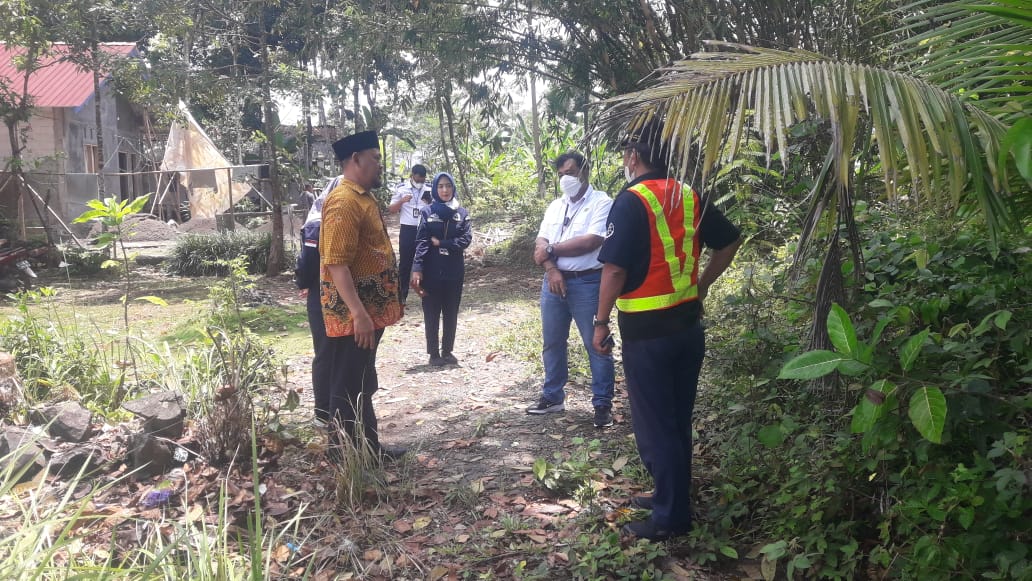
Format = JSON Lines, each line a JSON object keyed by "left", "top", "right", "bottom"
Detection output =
{"left": 160, "top": 103, "right": 254, "bottom": 219}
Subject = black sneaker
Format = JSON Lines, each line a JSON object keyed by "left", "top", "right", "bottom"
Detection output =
{"left": 593, "top": 405, "right": 614, "bottom": 428}
{"left": 441, "top": 352, "right": 458, "bottom": 365}
{"left": 526, "top": 398, "right": 565, "bottom": 415}
{"left": 429, "top": 355, "right": 446, "bottom": 366}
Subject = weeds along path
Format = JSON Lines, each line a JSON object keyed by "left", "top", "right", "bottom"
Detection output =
{"left": 0, "top": 218, "right": 722, "bottom": 578}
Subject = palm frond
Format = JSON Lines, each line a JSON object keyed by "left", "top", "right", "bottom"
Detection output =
{"left": 594, "top": 41, "right": 1015, "bottom": 244}
{"left": 892, "top": 0, "right": 1032, "bottom": 123}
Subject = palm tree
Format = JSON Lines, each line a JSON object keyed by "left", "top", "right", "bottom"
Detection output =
{"left": 593, "top": 0, "right": 1030, "bottom": 348}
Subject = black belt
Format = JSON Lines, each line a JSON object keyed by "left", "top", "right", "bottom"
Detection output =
{"left": 560, "top": 268, "right": 602, "bottom": 279}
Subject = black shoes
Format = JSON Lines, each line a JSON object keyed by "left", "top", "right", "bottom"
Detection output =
{"left": 379, "top": 445, "right": 409, "bottom": 461}
{"left": 621, "top": 519, "right": 689, "bottom": 541}
{"left": 526, "top": 401, "right": 611, "bottom": 425}
{"left": 429, "top": 353, "right": 458, "bottom": 366}
{"left": 629, "top": 495, "right": 654, "bottom": 510}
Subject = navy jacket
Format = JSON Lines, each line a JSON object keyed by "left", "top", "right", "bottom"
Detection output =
{"left": 295, "top": 221, "right": 321, "bottom": 293}
{"left": 413, "top": 204, "right": 471, "bottom": 282}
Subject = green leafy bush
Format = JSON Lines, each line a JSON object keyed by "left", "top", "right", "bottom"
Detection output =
{"left": 59, "top": 246, "right": 110, "bottom": 277}
{"left": 696, "top": 209, "right": 1031, "bottom": 579}
{"left": 167, "top": 231, "right": 293, "bottom": 276}
{"left": 567, "top": 527, "right": 670, "bottom": 580}
{"left": 0, "top": 288, "right": 121, "bottom": 407}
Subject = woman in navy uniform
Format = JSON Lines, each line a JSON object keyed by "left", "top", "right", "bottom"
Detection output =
{"left": 410, "top": 172, "right": 472, "bottom": 366}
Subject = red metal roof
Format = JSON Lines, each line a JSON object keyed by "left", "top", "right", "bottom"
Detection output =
{"left": 0, "top": 43, "right": 138, "bottom": 109}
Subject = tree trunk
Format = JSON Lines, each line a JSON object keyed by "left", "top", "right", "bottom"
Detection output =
{"left": 353, "top": 77, "right": 363, "bottom": 132}
{"left": 261, "top": 11, "right": 284, "bottom": 276}
{"left": 3, "top": 45, "right": 55, "bottom": 247}
{"left": 232, "top": 44, "right": 243, "bottom": 164}
{"left": 440, "top": 90, "right": 470, "bottom": 198}
{"left": 92, "top": 46, "right": 106, "bottom": 199}
{"left": 302, "top": 74, "right": 313, "bottom": 173}
{"left": 529, "top": 70, "right": 545, "bottom": 197}
{"left": 436, "top": 93, "right": 452, "bottom": 170}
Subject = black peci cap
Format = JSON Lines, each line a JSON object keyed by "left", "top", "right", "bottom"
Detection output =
{"left": 332, "top": 130, "right": 380, "bottom": 161}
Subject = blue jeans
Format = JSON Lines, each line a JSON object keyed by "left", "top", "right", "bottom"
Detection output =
{"left": 540, "top": 271, "right": 615, "bottom": 408}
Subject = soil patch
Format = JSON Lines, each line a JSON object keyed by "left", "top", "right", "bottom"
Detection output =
{"left": 88, "top": 214, "right": 181, "bottom": 242}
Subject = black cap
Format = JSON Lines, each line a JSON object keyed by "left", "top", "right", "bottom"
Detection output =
{"left": 332, "top": 130, "right": 379, "bottom": 161}
{"left": 621, "top": 118, "right": 670, "bottom": 169}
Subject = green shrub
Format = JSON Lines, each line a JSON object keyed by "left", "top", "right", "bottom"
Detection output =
{"left": 167, "top": 231, "right": 294, "bottom": 276}
{"left": 59, "top": 245, "right": 110, "bottom": 277}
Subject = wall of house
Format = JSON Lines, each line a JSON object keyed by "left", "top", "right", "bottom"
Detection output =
{"left": 1, "top": 79, "right": 158, "bottom": 233}
{"left": 64, "top": 83, "right": 155, "bottom": 220}
{"left": 0, "top": 109, "right": 63, "bottom": 238}
{"left": 0, "top": 108, "right": 60, "bottom": 167}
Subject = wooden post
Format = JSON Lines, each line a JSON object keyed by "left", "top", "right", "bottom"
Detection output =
{"left": 18, "top": 187, "right": 27, "bottom": 240}
{"left": 226, "top": 167, "right": 235, "bottom": 231}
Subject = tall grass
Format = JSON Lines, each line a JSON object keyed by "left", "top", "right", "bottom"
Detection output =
{"left": 0, "top": 288, "right": 123, "bottom": 408}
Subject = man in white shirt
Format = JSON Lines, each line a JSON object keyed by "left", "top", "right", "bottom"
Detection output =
{"left": 527, "top": 152, "right": 616, "bottom": 428}
{"left": 388, "top": 164, "right": 431, "bottom": 304}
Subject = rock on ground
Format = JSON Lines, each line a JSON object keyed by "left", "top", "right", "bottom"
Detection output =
{"left": 122, "top": 391, "right": 186, "bottom": 438}
{"left": 34, "top": 401, "right": 94, "bottom": 443}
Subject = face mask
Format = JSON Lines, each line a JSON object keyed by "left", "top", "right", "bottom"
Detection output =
{"left": 624, "top": 165, "right": 635, "bottom": 182}
{"left": 559, "top": 175, "right": 582, "bottom": 200}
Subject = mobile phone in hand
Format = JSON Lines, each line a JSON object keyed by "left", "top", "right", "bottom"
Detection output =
{"left": 601, "top": 333, "right": 615, "bottom": 349}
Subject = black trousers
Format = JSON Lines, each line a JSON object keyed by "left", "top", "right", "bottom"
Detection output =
{"left": 421, "top": 277, "right": 464, "bottom": 356}
{"left": 622, "top": 322, "right": 705, "bottom": 533}
{"left": 306, "top": 291, "right": 331, "bottom": 422}
{"left": 398, "top": 224, "right": 417, "bottom": 304}
{"left": 325, "top": 329, "right": 385, "bottom": 451}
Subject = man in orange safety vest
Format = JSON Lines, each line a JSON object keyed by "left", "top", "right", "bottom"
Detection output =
{"left": 593, "top": 119, "right": 743, "bottom": 540}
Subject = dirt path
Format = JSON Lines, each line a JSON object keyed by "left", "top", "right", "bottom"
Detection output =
{"left": 260, "top": 218, "right": 722, "bottom": 579}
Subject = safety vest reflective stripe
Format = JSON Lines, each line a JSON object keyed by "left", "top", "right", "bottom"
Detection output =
{"left": 615, "top": 181, "right": 699, "bottom": 313}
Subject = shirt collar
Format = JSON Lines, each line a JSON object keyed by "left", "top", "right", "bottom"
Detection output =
{"left": 339, "top": 177, "right": 370, "bottom": 196}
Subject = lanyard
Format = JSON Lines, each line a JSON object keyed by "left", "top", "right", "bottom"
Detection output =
{"left": 557, "top": 194, "right": 588, "bottom": 241}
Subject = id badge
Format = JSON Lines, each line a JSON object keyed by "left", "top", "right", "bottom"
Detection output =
{"left": 412, "top": 208, "right": 420, "bottom": 219}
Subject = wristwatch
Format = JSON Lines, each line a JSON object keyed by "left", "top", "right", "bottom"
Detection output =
{"left": 593, "top": 315, "right": 610, "bottom": 327}
{"left": 545, "top": 243, "right": 556, "bottom": 258}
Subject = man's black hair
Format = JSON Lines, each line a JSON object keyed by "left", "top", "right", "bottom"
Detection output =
{"left": 553, "top": 151, "right": 586, "bottom": 172}
{"left": 411, "top": 164, "right": 428, "bottom": 177}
